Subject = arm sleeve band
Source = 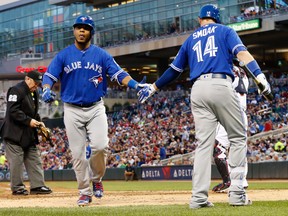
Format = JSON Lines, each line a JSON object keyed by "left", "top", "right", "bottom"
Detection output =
{"left": 116, "top": 70, "right": 130, "bottom": 84}
{"left": 246, "top": 60, "right": 262, "bottom": 77}
{"left": 155, "top": 67, "right": 180, "bottom": 89}
{"left": 233, "top": 45, "right": 246, "bottom": 55}
{"left": 127, "top": 79, "right": 138, "bottom": 89}
{"left": 42, "top": 74, "right": 55, "bottom": 88}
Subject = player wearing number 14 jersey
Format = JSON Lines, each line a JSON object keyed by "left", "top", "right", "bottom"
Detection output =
{"left": 138, "top": 4, "right": 270, "bottom": 208}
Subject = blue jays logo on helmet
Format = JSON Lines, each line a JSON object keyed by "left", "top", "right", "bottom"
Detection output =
{"left": 73, "top": 15, "right": 95, "bottom": 35}
{"left": 199, "top": 4, "right": 221, "bottom": 23}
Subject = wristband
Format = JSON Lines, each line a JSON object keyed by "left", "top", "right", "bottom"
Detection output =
{"left": 127, "top": 79, "right": 138, "bottom": 89}
{"left": 246, "top": 60, "right": 261, "bottom": 77}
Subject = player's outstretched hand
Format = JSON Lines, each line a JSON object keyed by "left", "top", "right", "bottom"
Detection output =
{"left": 136, "top": 76, "right": 149, "bottom": 91}
{"left": 137, "top": 84, "right": 157, "bottom": 103}
{"left": 42, "top": 87, "right": 56, "bottom": 103}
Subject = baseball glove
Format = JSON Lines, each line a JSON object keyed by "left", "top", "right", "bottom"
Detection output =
{"left": 38, "top": 126, "right": 53, "bottom": 146}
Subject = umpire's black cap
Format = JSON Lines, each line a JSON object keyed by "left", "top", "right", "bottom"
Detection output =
{"left": 27, "top": 70, "right": 43, "bottom": 84}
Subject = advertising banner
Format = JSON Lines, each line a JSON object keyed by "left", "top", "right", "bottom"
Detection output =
{"left": 141, "top": 165, "right": 193, "bottom": 180}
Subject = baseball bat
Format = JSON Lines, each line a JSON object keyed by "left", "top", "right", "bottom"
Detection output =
{"left": 234, "top": 60, "right": 273, "bottom": 101}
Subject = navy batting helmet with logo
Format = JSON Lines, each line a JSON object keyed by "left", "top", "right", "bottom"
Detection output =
{"left": 73, "top": 15, "right": 95, "bottom": 35}
{"left": 199, "top": 4, "right": 221, "bottom": 23}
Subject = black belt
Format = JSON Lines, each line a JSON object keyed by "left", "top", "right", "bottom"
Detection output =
{"left": 69, "top": 98, "right": 101, "bottom": 108}
{"left": 211, "top": 73, "right": 228, "bottom": 79}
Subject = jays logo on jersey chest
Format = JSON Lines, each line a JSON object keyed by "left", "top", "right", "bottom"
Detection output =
{"left": 64, "top": 61, "right": 103, "bottom": 74}
{"left": 89, "top": 75, "right": 103, "bottom": 88}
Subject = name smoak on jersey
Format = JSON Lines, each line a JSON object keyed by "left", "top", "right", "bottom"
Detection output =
{"left": 64, "top": 61, "right": 103, "bottom": 73}
{"left": 193, "top": 26, "right": 217, "bottom": 39}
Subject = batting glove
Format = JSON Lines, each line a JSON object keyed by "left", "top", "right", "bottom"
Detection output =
{"left": 256, "top": 73, "right": 271, "bottom": 95}
{"left": 135, "top": 76, "right": 150, "bottom": 91}
{"left": 137, "top": 84, "right": 157, "bottom": 103}
{"left": 42, "top": 87, "right": 56, "bottom": 103}
{"left": 136, "top": 83, "right": 151, "bottom": 92}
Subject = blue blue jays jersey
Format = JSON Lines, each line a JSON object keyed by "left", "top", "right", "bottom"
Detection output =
{"left": 171, "top": 23, "right": 246, "bottom": 82}
{"left": 44, "top": 44, "right": 129, "bottom": 104}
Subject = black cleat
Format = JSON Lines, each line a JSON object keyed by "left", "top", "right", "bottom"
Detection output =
{"left": 12, "top": 189, "right": 29, "bottom": 195}
{"left": 30, "top": 186, "right": 52, "bottom": 195}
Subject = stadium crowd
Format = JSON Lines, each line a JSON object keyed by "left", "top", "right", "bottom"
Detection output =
{"left": 101, "top": 4, "right": 288, "bottom": 49}
{"left": 0, "top": 74, "right": 287, "bottom": 171}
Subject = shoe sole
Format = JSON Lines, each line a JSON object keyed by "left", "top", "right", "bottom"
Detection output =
{"left": 215, "top": 188, "right": 229, "bottom": 193}
{"left": 78, "top": 203, "right": 90, "bottom": 207}
{"left": 230, "top": 200, "right": 252, "bottom": 206}
{"left": 12, "top": 193, "right": 28, "bottom": 196}
{"left": 190, "top": 202, "right": 214, "bottom": 209}
{"left": 77, "top": 200, "right": 92, "bottom": 207}
{"left": 30, "top": 192, "right": 52, "bottom": 195}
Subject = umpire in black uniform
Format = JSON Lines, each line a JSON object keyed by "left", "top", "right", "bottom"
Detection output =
{"left": 0, "top": 70, "right": 52, "bottom": 195}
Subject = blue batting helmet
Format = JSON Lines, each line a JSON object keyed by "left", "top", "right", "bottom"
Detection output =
{"left": 199, "top": 4, "right": 221, "bottom": 23}
{"left": 73, "top": 15, "right": 95, "bottom": 35}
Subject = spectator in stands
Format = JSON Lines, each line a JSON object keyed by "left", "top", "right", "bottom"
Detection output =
{"left": 167, "top": 158, "right": 174, "bottom": 166}
{"left": 264, "top": 119, "right": 273, "bottom": 131}
{"left": 274, "top": 138, "right": 285, "bottom": 152}
{"left": 124, "top": 162, "right": 135, "bottom": 181}
{"left": 168, "top": 23, "right": 178, "bottom": 34}
{"left": 159, "top": 144, "right": 167, "bottom": 160}
{"left": 0, "top": 70, "right": 52, "bottom": 195}
{"left": 281, "top": 154, "right": 287, "bottom": 161}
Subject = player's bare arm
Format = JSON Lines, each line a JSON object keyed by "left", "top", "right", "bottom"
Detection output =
{"left": 121, "top": 76, "right": 133, "bottom": 86}
{"left": 236, "top": 50, "right": 254, "bottom": 65}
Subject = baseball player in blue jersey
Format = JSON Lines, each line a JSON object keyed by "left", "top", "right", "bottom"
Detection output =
{"left": 138, "top": 4, "right": 271, "bottom": 208}
{"left": 41, "top": 15, "right": 147, "bottom": 206}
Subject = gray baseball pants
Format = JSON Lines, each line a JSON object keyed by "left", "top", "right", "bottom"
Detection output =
{"left": 64, "top": 100, "right": 109, "bottom": 196}
{"left": 189, "top": 75, "right": 247, "bottom": 208}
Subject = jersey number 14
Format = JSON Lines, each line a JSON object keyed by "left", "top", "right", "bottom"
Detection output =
{"left": 193, "top": 36, "right": 218, "bottom": 62}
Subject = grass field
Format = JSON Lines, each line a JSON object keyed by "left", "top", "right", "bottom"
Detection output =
{"left": 44, "top": 179, "right": 288, "bottom": 190}
{"left": 0, "top": 180, "right": 287, "bottom": 216}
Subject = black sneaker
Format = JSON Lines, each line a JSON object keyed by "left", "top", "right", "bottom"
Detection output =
{"left": 12, "top": 189, "right": 29, "bottom": 195}
{"left": 30, "top": 186, "right": 52, "bottom": 195}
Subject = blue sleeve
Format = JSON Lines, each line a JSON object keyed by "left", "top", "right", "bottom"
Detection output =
{"left": 226, "top": 27, "right": 246, "bottom": 55}
{"left": 43, "top": 52, "right": 64, "bottom": 87}
{"left": 42, "top": 54, "right": 63, "bottom": 88}
{"left": 155, "top": 67, "right": 181, "bottom": 89}
{"left": 42, "top": 74, "right": 55, "bottom": 88}
{"left": 104, "top": 53, "right": 130, "bottom": 85}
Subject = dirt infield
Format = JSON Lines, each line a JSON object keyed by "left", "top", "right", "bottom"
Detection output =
{"left": 0, "top": 182, "right": 288, "bottom": 208}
